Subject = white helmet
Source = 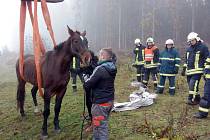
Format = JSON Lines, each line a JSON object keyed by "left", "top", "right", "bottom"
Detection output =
{"left": 146, "top": 37, "right": 154, "bottom": 44}
{"left": 134, "top": 38, "right": 141, "bottom": 45}
{"left": 187, "top": 32, "right": 201, "bottom": 42}
{"left": 165, "top": 39, "right": 174, "bottom": 45}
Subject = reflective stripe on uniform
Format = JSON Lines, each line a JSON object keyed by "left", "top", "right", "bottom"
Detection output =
{"left": 199, "top": 107, "right": 209, "bottom": 113}
{"left": 205, "top": 65, "right": 210, "bottom": 69}
{"left": 175, "top": 64, "right": 180, "bottom": 67}
{"left": 194, "top": 52, "right": 200, "bottom": 69}
{"left": 189, "top": 91, "right": 197, "bottom": 95}
{"left": 186, "top": 52, "right": 189, "bottom": 60}
{"left": 158, "top": 85, "right": 164, "bottom": 88}
{"left": 136, "top": 74, "right": 141, "bottom": 76}
{"left": 169, "top": 86, "right": 175, "bottom": 89}
{"left": 186, "top": 71, "right": 203, "bottom": 75}
{"left": 144, "top": 63, "right": 158, "bottom": 68}
{"left": 135, "top": 48, "right": 144, "bottom": 65}
{"left": 160, "top": 58, "right": 175, "bottom": 61}
{"left": 154, "top": 81, "right": 158, "bottom": 84}
{"left": 159, "top": 73, "right": 176, "bottom": 76}
{"left": 206, "top": 74, "right": 210, "bottom": 79}
{"left": 142, "top": 49, "right": 145, "bottom": 61}
{"left": 194, "top": 80, "right": 198, "bottom": 93}
{"left": 186, "top": 68, "right": 204, "bottom": 75}
{"left": 206, "top": 58, "right": 210, "bottom": 63}
{"left": 175, "top": 58, "right": 181, "bottom": 60}
{"left": 187, "top": 68, "right": 204, "bottom": 72}
{"left": 145, "top": 55, "right": 154, "bottom": 59}
{"left": 135, "top": 61, "right": 144, "bottom": 65}
{"left": 73, "top": 57, "right": 76, "bottom": 69}
{"left": 143, "top": 80, "right": 148, "bottom": 83}
{"left": 183, "top": 63, "right": 187, "bottom": 67}
{"left": 72, "top": 84, "right": 76, "bottom": 86}
{"left": 135, "top": 51, "right": 139, "bottom": 63}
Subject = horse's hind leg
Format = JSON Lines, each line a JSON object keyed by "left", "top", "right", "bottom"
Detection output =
{"left": 17, "top": 80, "right": 26, "bottom": 117}
{"left": 31, "top": 86, "right": 39, "bottom": 113}
{"left": 54, "top": 87, "right": 67, "bottom": 133}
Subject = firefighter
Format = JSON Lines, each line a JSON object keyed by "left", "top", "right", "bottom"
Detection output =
{"left": 157, "top": 39, "right": 181, "bottom": 95}
{"left": 181, "top": 32, "right": 209, "bottom": 105}
{"left": 132, "top": 38, "right": 146, "bottom": 82}
{"left": 194, "top": 55, "right": 210, "bottom": 118}
{"left": 70, "top": 56, "right": 83, "bottom": 93}
{"left": 143, "top": 37, "right": 159, "bottom": 91}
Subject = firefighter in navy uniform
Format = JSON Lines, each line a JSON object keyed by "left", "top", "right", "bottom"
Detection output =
{"left": 143, "top": 37, "right": 159, "bottom": 91}
{"left": 157, "top": 39, "right": 181, "bottom": 95}
{"left": 181, "top": 32, "right": 209, "bottom": 105}
{"left": 132, "top": 38, "right": 146, "bottom": 82}
{"left": 70, "top": 56, "right": 83, "bottom": 93}
{"left": 194, "top": 55, "right": 210, "bottom": 118}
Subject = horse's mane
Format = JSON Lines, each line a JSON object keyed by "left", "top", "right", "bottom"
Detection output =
{"left": 54, "top": 42, "right": 65, "bottom": 51}
{"left": 76, "top": 31, "right": 81, "bottom": 34}
{"left": 54, "top": 31, "right": 81, "bottom": 51}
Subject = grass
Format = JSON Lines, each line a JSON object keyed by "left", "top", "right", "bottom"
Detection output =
{"left": 0, "top": 53, "right": 210, "bottom": 140}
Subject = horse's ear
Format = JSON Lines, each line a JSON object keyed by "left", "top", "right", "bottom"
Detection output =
{"left": 81, "top": 30, "right": 86, "bottom": 37}
{"left": 67, "top": 25, "right": 74, "bottom": 36}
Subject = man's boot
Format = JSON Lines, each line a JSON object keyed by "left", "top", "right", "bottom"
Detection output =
{"left": 193, "top": 112, "right": 207, "bottom": 119}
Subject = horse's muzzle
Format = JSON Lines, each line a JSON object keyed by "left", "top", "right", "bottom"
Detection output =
{"left": 81, "top": 51, "right": 92, "bottom": 66}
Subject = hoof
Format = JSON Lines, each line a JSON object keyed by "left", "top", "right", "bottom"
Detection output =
{"left": 34, "top": 106, "right": 40, "bottom": 113}
{"left": 40, "top": 132, "right": 48, "bottom": 140}
{"left": 54, "top": 128, "right": 61, "bottom": 134}
{"left": 20, "top": 113, "right": 26, "bottom": 120}
{"left": 21, "top": 112, "right": 26, "bottom": 117}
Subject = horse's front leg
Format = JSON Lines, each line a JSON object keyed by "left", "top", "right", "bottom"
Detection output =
{"left": 54, "top": 87, "right": 67, "bottom": 133}
{"left": 31, "top": 86, "right": 39, "bottom": 113}
{"left": 41, "top": 89, "right": 51, "bottom": 138}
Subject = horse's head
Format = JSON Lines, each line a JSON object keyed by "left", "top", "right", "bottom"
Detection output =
{"left": 66, "top": 26, "right": 91, "bottom": 66}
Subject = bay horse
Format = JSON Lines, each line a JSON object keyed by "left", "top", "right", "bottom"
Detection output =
{"left": 26, "top": 30, "right": 89, "bottom": 114}
{"left": 16, "top": 26, "right": 91, "bottom": 138}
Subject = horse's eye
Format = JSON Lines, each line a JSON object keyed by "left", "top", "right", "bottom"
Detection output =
{"left": 74, "top": 40, "right": 78, "bottom": 44}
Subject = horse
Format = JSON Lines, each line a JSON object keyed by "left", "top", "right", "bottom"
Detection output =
{"left": 16, "top": 26, "right": 92, "bottom": 138}
{"left": 26, "top": 31, "right": 89, "bottom": 114}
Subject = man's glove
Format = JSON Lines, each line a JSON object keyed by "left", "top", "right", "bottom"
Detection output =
{"left": 181, "top": 67, "right": 186, "bottom": 76}
{"left": 132, "top": 63, "right": 137, "bottom": 68}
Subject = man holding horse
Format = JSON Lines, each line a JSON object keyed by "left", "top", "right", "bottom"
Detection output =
{"left": 83, "top": 48, "right": 117, "bottom": 140}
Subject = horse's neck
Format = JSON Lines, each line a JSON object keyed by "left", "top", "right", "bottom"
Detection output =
{"left": 53, "top": 43, "right": 73, "bottom": 72}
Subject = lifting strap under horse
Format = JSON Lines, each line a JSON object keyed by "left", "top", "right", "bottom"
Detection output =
{"left": 19, "top": 0, "right": 64, "bottom": 97}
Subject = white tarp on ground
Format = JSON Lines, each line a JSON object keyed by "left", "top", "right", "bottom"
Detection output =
{"left": 112, "top": 81, "right": 158, "bottom": 112}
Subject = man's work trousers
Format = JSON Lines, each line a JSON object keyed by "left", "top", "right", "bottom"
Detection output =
{"left": 187, "top": 74, "right": 202, "bottom": 103}
{"left": 92, "top": 101, "right": 113, "bottom": 140}
{"left": 143, "top": 67, "right": 158, "bottom": 89}
{"left": 198, "top": 79, "right": 210, "bottom": 117}
{"left": 157, "top": 76, "right": 176, "bottom": 95}
{"left": 71, "top": 71, "right": 83, "bottom": 92}
{"left": 136, "top": 65, "right": 144, "bottom": 82}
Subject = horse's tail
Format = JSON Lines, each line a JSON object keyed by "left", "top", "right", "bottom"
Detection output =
{"left": 16, "top": 60, "right": 26, "bottom": 112}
